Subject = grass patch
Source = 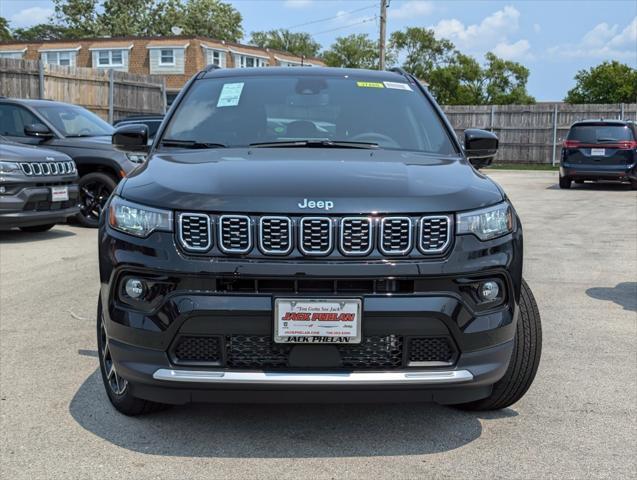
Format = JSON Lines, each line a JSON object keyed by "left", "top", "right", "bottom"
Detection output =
{"left": 488, "top": 163, "right": 559, "bottom": 171}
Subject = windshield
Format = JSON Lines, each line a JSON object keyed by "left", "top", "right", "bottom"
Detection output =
{"left": 161, "top": 75, "right": 457, "bottom": 155}
{"left": 36, "top": 105, "right": 114, "bottom": 137}
{"left": 568, "top": 124, "right": 634, "bottom": 143}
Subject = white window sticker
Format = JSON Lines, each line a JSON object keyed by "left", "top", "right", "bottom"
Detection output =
{"left": 383, "top": 81, "right": 412, "bottom": 91}
{"left": 217, "top": 82, "right": 244, "bottom": 107}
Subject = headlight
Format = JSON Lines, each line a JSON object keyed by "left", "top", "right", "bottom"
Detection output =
{"left": 457, "top": 202, "right": 514, "bottom": 241}
{"left": 0, "top": 161, "right": 20, "bottom": 174}
{"left": 108, "top": 196, "right": 172, "bottom": 237}
{"left": 126, "top": 153, "right": 147, "bottom": 163}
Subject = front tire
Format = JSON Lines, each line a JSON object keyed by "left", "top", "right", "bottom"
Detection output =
{"left": 77, "top": 172, "right": 118, "bottom": 228}
{"left": 559, "top": 175, "right": 571, "bottom": 189}
{"left": 97, "top": 298, "right": 170, "bottom": 416}
{"left": 19, "top": 224, "right": 55, "bottom": 232}
{"left": 455, "top": 279, "right": 542, "bottom": 411}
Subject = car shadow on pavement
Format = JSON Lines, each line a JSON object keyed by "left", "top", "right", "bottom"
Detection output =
{"left": 546, "top": 182, "right": 633, "bottom": 191}
{"left": 586, "top": 282, "right": 637, "bottom": 312}
{"left": 0, "top": 228, "right": 76, "bottom": 243}
{"left": 69, "top": 369, "right": 517, "bottom": 458}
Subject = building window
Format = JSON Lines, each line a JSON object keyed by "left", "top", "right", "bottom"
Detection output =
{"left": 0, "top": 51, "right": 25, "bottom": 59}
{"left": 97, "top": 49, "right": 124, "bottom": 67}
{"left": 159, "top": 49, "right": 175, "bottom": 65}
{"left": 43, "top": 51, "right": 73, "bottom": 66}
{"left": 237, "top": 55, "right": 267, "bottom": 68}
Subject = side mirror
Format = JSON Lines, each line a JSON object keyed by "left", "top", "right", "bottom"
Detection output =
{"left": 112, "top": 124, "right": 149, "bottom": 152}
{"left": 24, "top": 123, "right": 53, "bottom": 139}
{"left": 464, "top": 128, "right": 498, "bottom": 169}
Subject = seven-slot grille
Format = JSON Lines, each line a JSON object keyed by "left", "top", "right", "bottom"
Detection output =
{"left": 177, "top": 214, "right": 452, "bottom": 257}
{"left": 178, "top": 213, "right": 212, "bottom": 251}
{"left": 419, "top": 216, "right": 452, "bottom": 253}
{"left": 259, "top": 217, "right": 292, "bottom": 254}
{"left": 20, "top": 161, "right": 75, "bottom": 176}
{"left": 300, "top": 217, "right": 332, "bottom": 255}
{"left": 380, "top": 217, "right": 412, "bottom": 255}
{"left": 340, "top": 217, "right": 373, "bottom": 255}
{"left": 219, "top": 215, "right": 252, "bottom": 253}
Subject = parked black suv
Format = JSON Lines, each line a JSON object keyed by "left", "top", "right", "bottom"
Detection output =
{"left": 0, "top": 135, "right": 78, "bottom": 231}
{"left": 0, "top": 98, "right": 146, "bottom": 226}
{"left": 98, "top": 67, "right": 542, "bottom": 415}
{"left": 560, "top": 120, "right": 637, "bottom": 189}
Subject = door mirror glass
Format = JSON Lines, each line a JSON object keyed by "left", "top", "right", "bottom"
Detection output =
{"left": 112, "top": 124, "right": 149, "bottom": 152}
{"left": 464, "top": 129, "right": 498, "bottom": 169}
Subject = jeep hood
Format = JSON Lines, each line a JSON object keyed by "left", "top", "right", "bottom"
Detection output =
{"left": 121, "top": 148, "right": 503, "bottom": 214}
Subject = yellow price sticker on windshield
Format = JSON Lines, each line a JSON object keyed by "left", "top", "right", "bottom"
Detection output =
{"left": 356, "top": 81, "right": 385, "bottom": 88}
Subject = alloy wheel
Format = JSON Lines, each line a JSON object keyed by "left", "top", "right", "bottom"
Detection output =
{"left": 99, "top": 317, "right": 128, "bottom": 396}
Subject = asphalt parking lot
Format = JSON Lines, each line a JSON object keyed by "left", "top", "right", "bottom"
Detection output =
{"left": 1, "top": 170, "right": 635, "bottom": 480}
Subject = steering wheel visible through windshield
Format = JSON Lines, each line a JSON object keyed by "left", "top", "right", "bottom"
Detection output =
{"left": 161, "top": 74, "right": 457, "bottom": 155}
{"left": 36, "top": 104, "right": 114, "bottom": 137}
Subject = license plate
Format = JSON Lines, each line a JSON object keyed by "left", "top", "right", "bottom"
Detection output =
{"left": 274, "top": 298, "right": 362, "bottom": 344}
{"left": 51, "top": 186, "right": 69, "bottom": 202}
{"left": 591, "top": 148, "right": 605, "bottom": 156}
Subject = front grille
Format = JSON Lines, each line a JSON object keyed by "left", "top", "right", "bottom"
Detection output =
{"left": 226, "top": 335, "right": 289, "bottom": 368}
{"left": 300, "top": 217, "right": 332, "bottom": 255}
{"left": 219, "top": 215, "right": 252, "bottom": 253}
{"left": 172, "top": 335, "right": 222, "bottom": 364}
{"left": 407, "top": 337, "right": 455, "bottom": 365}
{"left": 177, "top": 213, "right": 451, "bottom": 258}
{"left": 419, "top": 216, "right": 452, "bottom": 253}
{"left": 23, "top": 200, "right": 74, "bottom": 212}
{"left": 338, "top": 335, "right": 403, "bottom": 368}
{"left": 20, "top": 161, "right": 75, "bottom": 176}
{"left": 340, "top": 217, "right": 373, "bottom": 255}
{"left": 259, "top": 216, "right": 292, "bottom": 254}
{"left": 380, "top": 217, "right": 412, "bottom": 255}
{"left": 178, "top": 213, "right": 212, "bottom": 252}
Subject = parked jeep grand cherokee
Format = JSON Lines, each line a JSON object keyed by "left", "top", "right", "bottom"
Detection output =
{"left": 0, "top": 98, "right": 146, "bottom": 227}
{"left": 98, "top": 67, "right": 542, "bottom": 415}
{"left": 0, "top": 135, "right": 78, "bottom": 231}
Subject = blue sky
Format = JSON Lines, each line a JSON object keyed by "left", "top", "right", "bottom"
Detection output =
{"left": 1, "top": 0, "right": 636, "bottom": 101}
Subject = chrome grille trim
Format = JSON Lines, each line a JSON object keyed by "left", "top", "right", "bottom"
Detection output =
{"left": 20, "top": 161, "right": 76, "bottom": 176}
{"left": 20, "top": 163, "right": 33, "bottom": 175}
{"left": 41, "top": 163, "right": 51, "bottom": 175}
{"left": 418, "top": 215, "right": 453, "bottom": 254}
{"left": 259, "top": 216, "right": 293, "bottom": 255}
{"left": 339, "top": 217, "right": 373, "bottom": 256}
{"left": 32, "top": 163, "right": 42, "bottom": 175}
{"left": 219, "top": 215, "right": 252, "bottom": 254}
{"left": 379, "top": 217, "right": 413, "bottom": 255}
{"left": 177, "top": 213, "right": 212, "bottom": 252}
{"left": 299, "top": 217, "right": 333, "bottom": 256}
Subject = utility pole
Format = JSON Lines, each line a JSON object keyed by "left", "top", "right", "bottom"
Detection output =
{"left": 379, "top": 0, "right": 388, "bottom": 70}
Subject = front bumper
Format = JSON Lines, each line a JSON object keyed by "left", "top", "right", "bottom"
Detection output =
{"left": 0, "top": 184, "right": 79, "bottom": 228}
{"left": 99, "top": 221, "right": 523, "bottom": 404}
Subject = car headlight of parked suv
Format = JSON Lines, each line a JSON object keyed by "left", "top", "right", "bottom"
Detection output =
{"left": 126, "top": 153, "right": 147, "bottom": 163}
{"left": 0, "top": 161, "right": 21, "bottom": 174}
{"left": 108, "top": 196, "right": 172, "bottom": 237}
{"left": 457, "top": 202, "right": 515, "bottom": 241}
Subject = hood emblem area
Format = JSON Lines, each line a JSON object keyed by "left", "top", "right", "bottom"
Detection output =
{"left": 298, "top": 198, "right": 334, "bottom": 211}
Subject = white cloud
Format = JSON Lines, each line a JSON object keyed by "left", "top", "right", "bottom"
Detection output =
{"left": 431, "top": 5, "right": 521, "bottom": 51}
{"left": 547, "top": 16, "right": 637, "bottom": 62}
{"left": 10, "top": 6, "right": 53, "bottom": 27}
{"left": 493, "top": 39, "right": 533, "bottom": 60}
{"left": 284, "top": 0, "right": 313, "bottom": 8}
{"left": 389, "top": 1, "right": 435, "bottom": 20}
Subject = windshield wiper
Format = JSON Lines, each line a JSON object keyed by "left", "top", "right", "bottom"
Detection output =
{"left": 160, "top": 139, "right": 226, "bottom": 149}
{"left": 249, "top": 140, "right": 378, "bottom": 149}
{"left": 66, "top": 134, "right": 98, "bottom": 138}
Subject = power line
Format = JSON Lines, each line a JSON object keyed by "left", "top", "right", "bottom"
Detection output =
{"left": 310, "top": 16, "right": 377, "bottom": 36}
{"left": 283, "top": 3, "right": 376, "bottom": 31}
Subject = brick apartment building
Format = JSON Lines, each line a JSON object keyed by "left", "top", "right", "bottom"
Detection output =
{"left": 0, "top": 36, "right": 324, "bottom": 103}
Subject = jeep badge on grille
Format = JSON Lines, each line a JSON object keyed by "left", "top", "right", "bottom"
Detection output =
{"left": 298, "top": 198, "right": 334, "bottom": 210}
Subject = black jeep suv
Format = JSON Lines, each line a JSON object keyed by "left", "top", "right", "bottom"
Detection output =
{"left": 0, "top": 136, "right": 78, "bottom": 231}
{"left": 0, "top": 98, "right": 146, "bottom": 227}
{"left": 98, "top": 67, "right": 542, "bottom": 415}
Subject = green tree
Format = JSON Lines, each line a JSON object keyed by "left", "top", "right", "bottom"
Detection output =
{"left": 0, "top": 16, "right": 11, "bottom": 41}
{"left": 481, "top": 52, "right": 534, "bottom": 104}
{"left": 389, "top": 27, "right": 456, "bottom": 80}
{"left": 564, "top": 61, "right": 637, "bottom": 104}
{"left": 12, "top": 24, "right": 73, "bottom": 41}
{"left": 322, "top": 34, "right": 381, "bottom": 69}
{"left": 250, "top": 29, "right": 320, "bottom": 57}
{"left": 52, "top": 0, "right": 101, "bottom": 37}
{"left": 99, "top": 0, "right": 153, "bottom": 37}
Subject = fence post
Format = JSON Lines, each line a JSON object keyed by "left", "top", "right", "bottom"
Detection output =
{"left": 620, "top": 103, "right": 625, "bottom": 120}
{"left": 38, "top": 61, "right": 45, "bottom": 99}
{"left": 551, "top": 103, "right": 559, "bottom": 166}
{"left": 490, "top": 105, "right": 495, "bottom": 131}
{"left": 161, "top": 78, "right": 167, "bottom": 114}
{"left": 108, "top": 69, "right": 114, "bottom": 124}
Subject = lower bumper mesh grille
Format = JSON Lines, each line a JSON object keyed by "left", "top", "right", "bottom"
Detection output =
{"left": 171, "top": 334, "right": 456, "bottom": 369}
